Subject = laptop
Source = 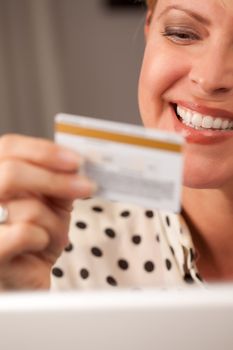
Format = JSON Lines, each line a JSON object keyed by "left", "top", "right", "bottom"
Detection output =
{"left": 0, "top": 286, "right": 232, "bottom": 350}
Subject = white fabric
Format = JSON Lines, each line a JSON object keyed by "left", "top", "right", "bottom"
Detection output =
{"left": 51, "top": 198, "right": 203, "bottom": 290}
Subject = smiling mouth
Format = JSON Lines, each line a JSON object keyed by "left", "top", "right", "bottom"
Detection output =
{"left": 173, "top": 104, "right": 233, "bottom": 131}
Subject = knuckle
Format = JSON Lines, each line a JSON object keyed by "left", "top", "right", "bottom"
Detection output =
{"left": 27, "top": 200, "right": 44, "bottom": 223}
{"left": 0, "top": 134, "right": 18, "bottom": 155}
{"left": 47, "top": 173, "right": 68, "bottom": 196}
{"left": 0, "top": 160, "right": 18, "bottom": 197}
{"left": 11, "top": 223, "right": 31, "bottom": 247}
{"left": 25, "top": 201, "right": 67, "bottom": 244}
{"left": 35, "top": 140, "right": 59, "bottom": 162}
{"left": 42, "top": 141, "right": 58, "bottom": 156}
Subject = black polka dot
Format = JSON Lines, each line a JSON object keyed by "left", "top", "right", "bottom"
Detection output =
{"left": 145, "top": 210, "right": 154, "bottom": 218}
{"left": 180, "top": 227, "right": 183, "bottom": 234}
{"left": 52, "top": 267, "right": 64, "bottom": 278}
{"left": 156, "top": 234, "right": 160, "bottom": 243}
{"left": 184, "top": 273, "right": 195, "bottom": 284}
{"left": 118, "top": 259, "right": 129, "bottom": 270}
{"left": 165, "top": 216, "right": 170, "bottom": 227}
{"left": 165, "top": 258, "right": 172, "bottom": 270}
{"left": 170, "top": 246, "right": 175, "bottom": 256}
{"left": 132, "top": 235, "right": 141, "bottom": 244}
{"left": 120, "top": 210, "right": 130, "bottom": 218}
{"left": 105, "top": 228, "right": 116, "bottom": 239}
{"left": 92, "top": 206, "right": 104, "bottom": 213}
{"left": 76, "top": 221, "right": 87, "bottom": 229}
{"left": 106, "top": 276, "right": 117, "bottom": 286}
{"left": 144, "top": 261, "right": 155, "bottom": 272}
{"left": 80, "top": 268, "right": 89, "bottom": 279}
{"left": 91, "top": 247, "right": 103, "bottom": 257}
{"left": 64, "top": 242, "right": 73, "bottom": 252}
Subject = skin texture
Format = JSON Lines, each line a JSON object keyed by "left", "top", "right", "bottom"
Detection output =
{"left": 140, "top": 0, "right": 233, "bottom": 189}
{"left": 139, "top": 0, "right": 233, "bottom": 281}
{"left": 0, "top": 0, "right": 233, "bottom": 289}
{"left": 0, "top": 135, "right": 96, "bottom": 290}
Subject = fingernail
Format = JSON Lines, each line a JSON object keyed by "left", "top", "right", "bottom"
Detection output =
{"left": 58, "top": 150, "right": 84, "bottom": 167}
{"left": 72, "top": 178, "right": 98, "bottom": 194}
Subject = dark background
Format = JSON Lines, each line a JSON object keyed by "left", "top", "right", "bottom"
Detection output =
{"left": 106, "top": 0, "right": 145, "bottom": 8}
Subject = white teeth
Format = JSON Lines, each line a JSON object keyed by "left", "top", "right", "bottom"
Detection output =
{"left": 213, "top": 118, "right": 222, "bottom": 129}
{"left": 222, "top": 120, "right": 229, "bottom": 129}
{"left": 176, "top": 105, "right": 233, "bottom": 131}
{"left": 192, "top": 113, "right": 202, "bottom": 128}
{"left": 186, "top": 111, "right": 192, "bottom": 123}
{"left": 202, "top": 116, "right": 213, "bottom": 129}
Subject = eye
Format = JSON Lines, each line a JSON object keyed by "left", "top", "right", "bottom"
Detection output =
{"left": 161, "top": 27, "right": 201, "bottom": 44}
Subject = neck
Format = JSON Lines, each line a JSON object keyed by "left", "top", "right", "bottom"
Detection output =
{"left": 182, "top": 186, "right": 233, "bottom": 282}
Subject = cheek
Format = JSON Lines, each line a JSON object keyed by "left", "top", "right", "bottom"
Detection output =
{"left": 138, "top": 42, "right": 190, "bottom": 127}
{"left": 183, "top": 142, "right": 233, "bottom": 188}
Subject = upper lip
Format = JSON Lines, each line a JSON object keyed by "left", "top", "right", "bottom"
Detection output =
{"left": 173, "top": 100, "right": 233, "bottom": 120}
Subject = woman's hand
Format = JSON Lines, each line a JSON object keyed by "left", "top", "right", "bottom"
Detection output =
{"left": 0, "top": 134, "right": 96, "bottom": 290}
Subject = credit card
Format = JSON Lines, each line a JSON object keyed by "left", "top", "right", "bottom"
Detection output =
{"left": 55, "top": 113, "right": 184, "bottom": 212}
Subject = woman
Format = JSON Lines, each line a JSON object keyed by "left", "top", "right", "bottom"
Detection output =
{"left": 0, "top": 0, "right": 232, "bottom": 290}
{"left": 139, "top": 0, "right": 233, "bottom": 282}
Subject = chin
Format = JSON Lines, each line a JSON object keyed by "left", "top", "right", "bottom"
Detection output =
{"left": 183, "top": 157, "right": 232, "bottom": 189}
{"left": 183, "top": 176, "right": 220, "bottom": 189}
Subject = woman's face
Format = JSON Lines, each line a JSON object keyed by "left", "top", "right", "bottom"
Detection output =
{"left": 138, "top": 0, "right": 233, "bottom": 189}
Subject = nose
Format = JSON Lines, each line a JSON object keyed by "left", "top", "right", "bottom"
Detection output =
{"left": 189, "top": 45, "right": 233, "bottom": 97}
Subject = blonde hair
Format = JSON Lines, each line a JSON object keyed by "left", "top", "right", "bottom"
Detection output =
{"left": 146, "top": 0, "right": 157, "bottom": 11}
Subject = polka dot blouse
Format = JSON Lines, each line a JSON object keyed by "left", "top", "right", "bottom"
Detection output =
{"left": 51, "top": 198, "right": 203, "bottom": 290}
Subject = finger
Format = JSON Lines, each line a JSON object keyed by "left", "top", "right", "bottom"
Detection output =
{"left": 0, "top": 134, "right": 83, "bottom": 172}
{"left": 6, "top": 198, "right": 70, "bottom": 249}
{"left": 0, "top": 223, "right": 49, "bottom": 263}
{"left": 0, "top": 159, "right": 97, "bottom": 201}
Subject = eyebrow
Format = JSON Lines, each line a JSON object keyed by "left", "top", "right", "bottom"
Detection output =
{"left": 157, "top": 5, "right": 211, "bottom": 26}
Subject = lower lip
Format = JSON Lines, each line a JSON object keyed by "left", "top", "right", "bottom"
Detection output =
{"left": 171, "top": 105, "right": 233, "bottom": 145}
